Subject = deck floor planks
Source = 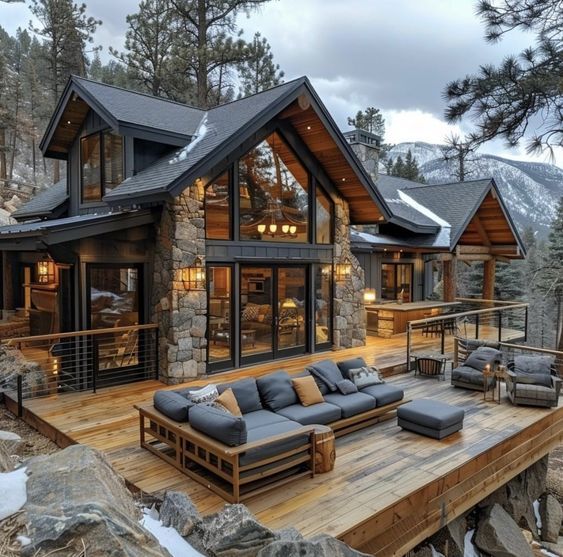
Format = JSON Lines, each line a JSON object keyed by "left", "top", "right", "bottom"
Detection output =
{"left": 9, "top": 333, "right": 561, "bottom": 556}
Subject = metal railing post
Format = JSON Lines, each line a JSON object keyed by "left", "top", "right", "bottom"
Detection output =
{"left": 406, "top": 323, "right": 411, "bottom": 372}
{"left": 498, "top": 311, "right": 503, "bottom": 342}
{"left": 154, "top": 327, "right": 159, "bottom": 381}
{"left": 475, "top": 313, "right": 480, "bottom": 339}
{"left": 92, "top": 336, "right": 98, "bottom": 394}
{"left": 440, "top": 320, "right": 445, "bottom": 353}
{"left": 524, "top": 306, "right": 528, "bottom": 342}
{"left": 17, "top": 374, "right": 23, "bottom": 418}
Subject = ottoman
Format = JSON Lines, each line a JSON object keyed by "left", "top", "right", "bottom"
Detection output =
{"left": 397, "top": 399, "right": 465, "bottom": 439}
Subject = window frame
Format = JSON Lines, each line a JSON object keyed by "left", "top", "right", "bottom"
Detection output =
{"left": 80, "top": 129, "right": 124, "bottom": 205}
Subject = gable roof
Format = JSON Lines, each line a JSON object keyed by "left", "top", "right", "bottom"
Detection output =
{"left": 102, "top": 77, "right": 392, "bottom": 223}
{"left": 40, "top": 76, "right": 204, "bottom": 157}
{"left": 12, "top": 179, "right": 68, "bottom": 221}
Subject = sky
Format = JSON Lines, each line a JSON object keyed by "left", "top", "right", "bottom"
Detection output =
{"left": 1, "top": 0, "right": 560, "bottom": 164}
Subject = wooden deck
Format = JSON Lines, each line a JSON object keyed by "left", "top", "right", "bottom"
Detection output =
{"left": 6, "top": 331, "right": 556, "bottom": 557}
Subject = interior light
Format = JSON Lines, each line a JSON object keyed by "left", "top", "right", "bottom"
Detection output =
{"left": 67, "top": 120, "right": 71, "bottom": 125}
{"left": 257, "top": 224, "right": 266, "bottom": 234}
{"left": 282, "top": 224, "right": 290, "bottom": 234}
{"left": 364, "top": 289, "right": 376, "bottom": 303}
{"left": 307, "top": 126, "right": 312, "bottom": 130}
{"left": 269, "top": 223, "right": 277, "bottom": 234}
{"left": 289, "top": 225, "right": 297, "bottom": 234}
{"left": 341, "top": 178, "right": 346, "bottom": 182}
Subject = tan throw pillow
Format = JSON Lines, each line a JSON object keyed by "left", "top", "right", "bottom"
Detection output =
{"left": 292, "top": 376, "right": 324, "bottom": 407}
{"left": 214, "top": 388, "right": 242, "bottom": 416}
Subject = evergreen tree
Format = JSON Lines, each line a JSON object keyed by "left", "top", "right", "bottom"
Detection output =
{"left": 237, "top": 32, "right": 284, "bottom": 97}
{"left": 545, "top": 197, "right": 563, "bottom": 350}
{"left": 89, "top": 52, "right": 132, "bottom": 89}
{"left": 444, "top": 0, "right": 563, "bottom": 156}
{"left": 347, "top": 106, "right": 385, "bottom": 139}
{"left": 169, "top": 0, "right": 273, "bottom": 108}
{"left": 386, "top": 150, "right": 426, "bottom": 183}
{"left": 441, "top": 133, "right": 476, "bottom": 182}
{"left": 109, "top": 0, "right": 179, "bottom": 98}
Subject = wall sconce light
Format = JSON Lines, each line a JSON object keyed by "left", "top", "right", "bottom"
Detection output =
{"left": 181, "top": 256, "right": 206, "bottom": 290}
{"left": 335, "top": 261, "right": 352, "bottom": 282}
{"left": 37, "top": 256, "right": 56, "bottom": 284}
{"left": 363, "top": 288, "right": 376, "bottom": 303}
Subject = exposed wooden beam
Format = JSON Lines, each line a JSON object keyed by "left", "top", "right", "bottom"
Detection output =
{"left": 456, "top": 245, "right": 491, "bottom": 255}
{"left": 496, "top": 256, "right": 511, "bottom": 264}
{"left": 457, "top": 254, "right": 494, "bottom": 261}
{"left": 473, "top": 215, "right": 491, "bottom": 247}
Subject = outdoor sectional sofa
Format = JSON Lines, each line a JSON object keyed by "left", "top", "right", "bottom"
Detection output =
{"left": 136, "top": 357, "right": 405, "bottom": 502}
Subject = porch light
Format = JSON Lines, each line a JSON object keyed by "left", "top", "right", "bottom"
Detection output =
{"left": 364, "top": 289, "right": 376, "bottom": 303}
{"left": 335, "top": 261, "right": 352, "bottom": 282}
{"left": 37, "top": 256, "right": 56, "bottom": 284}
{"left": 181, "top": 256, "right": 206, "bottom": 290}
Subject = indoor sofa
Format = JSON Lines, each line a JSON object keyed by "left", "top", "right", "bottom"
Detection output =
{"left": 137, "top": 357, "right": 405, "bottom": 502}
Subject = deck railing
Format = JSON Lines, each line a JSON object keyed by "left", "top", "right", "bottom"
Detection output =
{"left": 1, "top": 324, "right": 159, "bottom": 414}
{"left": 406, "top": 299, "right": 529, "bottom": 367}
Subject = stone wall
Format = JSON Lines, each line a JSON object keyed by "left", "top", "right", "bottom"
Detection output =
{"left": 333, "top": 197, "right": 367, "bottom": 349}
{"left": 152, "top": 186, "right": 207, "bottom": 384}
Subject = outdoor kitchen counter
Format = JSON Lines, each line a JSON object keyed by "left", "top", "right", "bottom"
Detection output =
{"left": 365, "top": 301, "right": 462, "bottom": 337}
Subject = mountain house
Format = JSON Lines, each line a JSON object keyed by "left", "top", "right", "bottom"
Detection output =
{"left": 0, "top": 75, "right": 525, "bottom": 384}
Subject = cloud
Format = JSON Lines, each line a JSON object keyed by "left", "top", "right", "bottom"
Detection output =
{"left": 384, "top": 109, "right": 462, "bottom": 145}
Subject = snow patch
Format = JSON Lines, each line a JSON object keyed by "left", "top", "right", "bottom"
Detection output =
{"left": 397, "top": 190, "right": 451, "bottom": 228}
{"left": 16, "top": 535, "right": 31, "bottom": 547}
{"left": 0, "top": 467, "right": 28, "bottom": 521}
{"left": 430, "top": 544, "right": 445, "bottom": 556}
{"left": 0, "top": 431, "right": 21, "bottom": 441}
{"left": 464, "top": 529, "right": 480, "bottom": 557}
{"left": 140, "top": 507, "right": 204, "bottom": 557}
{"left": 533, "top": 499, "right": 542, "bottom": 531}
{"left": 169, "top": 114, "right": 209, "bottom": 164}
{"left": 540, "top": 549, "right": 559, "bottom": 557}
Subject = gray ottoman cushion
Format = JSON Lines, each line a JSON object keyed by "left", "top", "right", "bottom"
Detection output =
{"left": 154, "top": 390, "right": 194, "bottom": 422}
{"left": 360, "top": 383, "right": 404, "bottom": 406}
{"left": 277, "top": 402, "right": 341, "bottom": 425}
{"left": 398, "top": 399, "right": 464, "bottom": 431}
{"left": 323, "top": 392, "right": 376, "bottom": 417}
{"left": 189, "top": 404, "right": 247, "bottom": 446}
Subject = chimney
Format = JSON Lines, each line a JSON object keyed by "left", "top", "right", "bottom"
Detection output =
{"left": 343, "top": 128, "right": 380, "bottom": 182}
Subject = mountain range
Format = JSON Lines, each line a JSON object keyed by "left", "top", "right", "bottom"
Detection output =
{"left": 387, "top": 142, "right": 563, "bottom": 239}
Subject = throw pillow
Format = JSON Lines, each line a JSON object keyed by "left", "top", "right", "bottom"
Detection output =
{"left": 336, "top": 379, "right": 358, "bottom": 395}
{"left": 188, "top": 384, "right": 218, "bottom": 404}
{"left": 348, "top": 366, "right": 384, "bottom": 388}
{"left": 241, "top": 304, "right": 259, "bottom": 322}
{"left": 307, "top": 360, "right": 344, "bottom": 392}
{"left": 214, "top": 388, "right": 242, "bottom": 416}
{"left": 292, "top": 376, "right": 324, "bottom": 406}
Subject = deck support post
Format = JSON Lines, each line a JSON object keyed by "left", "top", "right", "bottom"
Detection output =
{"left": 482, "top": 258, "right": 496, "bottom": 301}
{"left": 443, "top": 257, "right": 457, "bottom": 302}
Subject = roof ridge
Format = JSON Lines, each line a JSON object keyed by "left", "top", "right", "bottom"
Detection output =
{"left": 208, "top": 76, "right": 306, "bottom": 110}
{"left": 71, "top": 74, "right": 206, "bottom": 112}
{"left": 404, "top": 178, "right": 492, "bottom": 191}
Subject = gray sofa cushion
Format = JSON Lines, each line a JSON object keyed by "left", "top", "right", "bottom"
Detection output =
{"left": 243, "top": 409, "right": 291, "bottom": 430}
{"left": 218, "top": 378, "right": 262, "bottom": 414}
{"left": 512, "top": 383, "right": 557, "bottom": 403}
{"left": 240, "top": 420, "right": 308, "bottom": 466}
{"left": 360, "top": 383, "right": 404, "bottom": 406}
{"left": 336, "top": 379, "right": 358, "bottom": 394}
{"left": 337, "top": 357, "right": 367, "bottom": 380}
{"left": 154, "top": 390, "right": 194, "bottom": 422}
{"left": 465, "top": 347, "right": 502, "bottom": 371}
{"left": 512, "top": 355, "right": 554, "bottom": 388}
{"left": 277, "top": 402, "right": 341, "bottom": 425}
{"left": 452, "top": 365, "right": 494, "bottom": 387}
{"left": 307, "top": 360, "right": 344, "bottom": 392}
{"left": 323, "top": 392, "right": 376, "bottom": 418}
{"left": 256, "top": 371, "right": 298, "bottom": 411}
{"left": 398, "top": 399, "right": 464, "bottom": 430}
{"left": 189, "top": 404, "right": 247, "bottom": 446}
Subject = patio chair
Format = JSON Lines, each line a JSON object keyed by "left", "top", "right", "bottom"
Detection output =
{"left": 505, "top": 356, "right": 561, "bottom": 408}
{"left": 415, "top": 357, "right": 446, "bottom": 381}
{"left": 451, "top": 346, "right": 502, "bottom": 392}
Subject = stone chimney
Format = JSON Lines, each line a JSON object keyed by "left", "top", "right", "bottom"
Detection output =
{"left": 343, "top": 128, "right": 380, "bottom": 183}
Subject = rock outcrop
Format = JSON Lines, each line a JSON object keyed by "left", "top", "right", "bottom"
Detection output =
{"left": 160, "top": 490, "right": 200, "bottom": 536}
{"left": 474, "top": 504, "right": 534, "bottom": 557}
{"left": 257, "top": 534, "right": 371, "bottom": 556}
{"left": 21, "top": 445, "right": 170, "bottom": 556}
{"left": 539, "top": 493, "right": 563, "bottom": 543}
{"left": 0, "top": 430, "right": 21, "bottom": 472}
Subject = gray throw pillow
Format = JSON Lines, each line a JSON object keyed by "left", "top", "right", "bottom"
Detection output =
{"left": 336, "top": 379, "right": 358, "bottom": 395}
{"left": 189, "top": 404, "right": 247, "bottom": 446}
{"left": 513, "top": 355, "right": 554, "bottom": 388}
{"left": 307, "top": 360, "right": 344, "bottom": 392}
{"left": 348, "top": 366, "right": 384, "bottom": 388}
{"left": 154, "top": 390, "right": 193, "bottom": 422}
{"left": 337, "top": 357, "right": 367, "bottom": 380}
{"left": 465, "top": 348, "right": 502, "bottom": 372}
{"left": 188, "top": 384, "right": 219, "bottom": 404}
{"left": 256, "top": 371, "right": 298, "bottom": 411}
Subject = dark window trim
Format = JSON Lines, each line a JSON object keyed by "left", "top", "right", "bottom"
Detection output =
{"left": 80, "top": 129, "right": 124, "bottom": 205}
{"left": 204, "top": 167, "right": 233, "bottom": 241}
{"left": 381, "top": 262, "right": 414, "bottom": 302}
{"left": 314, "top": 179, "right": 335, "bottom": 245}
{"left": 314, "top": 262, "right": 333, "bottom": 351}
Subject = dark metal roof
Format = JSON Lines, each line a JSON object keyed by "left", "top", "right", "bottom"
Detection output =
{"left": 0, "top": 210, "right": 154, "bottom": 250}
{"left": 12, "top": 179, "right": 68, "bottom": 221}
{"left": 351, "top": 227, "right": 450, "bottom": 251}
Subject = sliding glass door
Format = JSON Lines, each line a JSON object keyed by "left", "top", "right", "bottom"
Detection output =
{"left": 381, "top": 263, "right": 413, "bottom": 303}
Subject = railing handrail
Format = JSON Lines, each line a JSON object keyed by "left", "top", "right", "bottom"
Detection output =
{"left": 408, "top": 302, "right": 529, "bottom": 327}
{"left": 492, "top": 340, "right": 563, "bottom": 358}
{"left": 3, "top": 323, "right": 158, "bottom": 345}
{"left": 455, "top": 297, "right": 525, "bottom": 306}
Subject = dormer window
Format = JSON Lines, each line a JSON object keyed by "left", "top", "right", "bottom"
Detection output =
{"left": 81, "top": 131, "right": 123, "bottom": 203}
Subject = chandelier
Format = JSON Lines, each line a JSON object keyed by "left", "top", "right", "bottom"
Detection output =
{"left": 256, "top": 199, "right": 298, "bottom": 237}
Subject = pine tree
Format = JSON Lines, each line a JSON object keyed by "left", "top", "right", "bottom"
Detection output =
{"left": 169, "top": 0, "right": 273, "bottom": 108}
{"left": 545, "top": 197, "right": 563, "bottom": 350}
{"left": 386, "top": 150, "right": 426, "bottom": 183}
{"left": 392, "top": 155, "right": 404, "bottom": 178}
{"left": 237, "top": 32, "right": 283, "bottom": 97}
{"left": 441, "top": 133, "right": 476, "bottom": 182}
{"left": 109, "top": 0, "right": 179, "bottom": 98}
{"left": 347, "top": 107, "right": 385, "bottom": 139}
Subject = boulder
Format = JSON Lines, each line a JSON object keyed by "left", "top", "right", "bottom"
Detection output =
{"left": 475, "top": 504, "right": 534, "bottom": 557}
{"left": 22, "top": 445, "right": 170, "bottom": 556}
{"left": 0, "top": 430, "right": 21, "bottom": 472}
{"left": 273, "top": 527, "right": 303, "bottom": 542}
{"left": 426, "top": 513, "right": 466, "bottom": 557}
{"left": 188, "top": 503, "right": 276, "bottom": 556}
{"left": 541, "top": 541, "right": 563, "bottom": 556}
{"left": 540, "top": 494, "right": 563, "bottom": 543}
{"left": 159, "top": 490, "right": 200, "bottom": 536}
{"left": 257, "top": 534, "right": 371, "bottom": 556}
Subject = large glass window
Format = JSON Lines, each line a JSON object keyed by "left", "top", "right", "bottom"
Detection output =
{"left": 81, "top": 131, "right": 123, "bottom": 202}
{"left": 382, "top": 263, "right": 413, "bottom": 303}
{"left": 205, "top": 172, "right": 230, "bottom": 240}
{"left": 315, "top": 264, "right": 332, "bottom": 346}
{"left": 239, "top": 132, "right": 309, "bottom": 242}
{"left": 208, "top": 266, "right": 232, "bottom": 365}
{"left": 316, "top": 186, "right": 333, "bottom": 244}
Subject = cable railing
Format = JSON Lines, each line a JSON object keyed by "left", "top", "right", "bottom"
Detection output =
{"left": 406, "top": 299, "right": 529, "bottom": 367}
{"left": 1, "top": 324, "right": 159, "bottom": 415}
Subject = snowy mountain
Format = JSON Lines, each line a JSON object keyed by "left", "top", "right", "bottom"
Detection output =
{"left": 386, "top": 142, "right": 563, "bottom": 238}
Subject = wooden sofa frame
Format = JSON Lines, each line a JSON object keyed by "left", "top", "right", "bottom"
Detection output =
{"left": 136, "top": 398, "right": 406, "bottom": 503}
